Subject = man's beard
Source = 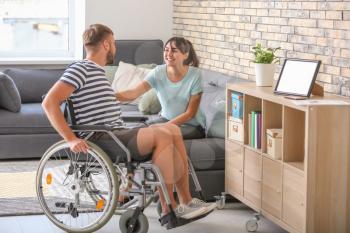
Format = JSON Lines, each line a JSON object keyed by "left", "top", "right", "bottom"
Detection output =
{"left": 106, "top": 50, "right": 115, "bottom": 65}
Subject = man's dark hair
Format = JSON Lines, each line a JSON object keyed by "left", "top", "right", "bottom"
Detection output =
{"left": 83, "top": 24, "right": 113, "bottom": 48}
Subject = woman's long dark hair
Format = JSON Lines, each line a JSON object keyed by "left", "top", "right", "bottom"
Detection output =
{"left": 164, "top": 37, "right": 199, "bottom": 67}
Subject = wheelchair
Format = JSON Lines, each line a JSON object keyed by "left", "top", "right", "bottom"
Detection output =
{"left": 36, "top": 99, "right": 206, "bottom": 233}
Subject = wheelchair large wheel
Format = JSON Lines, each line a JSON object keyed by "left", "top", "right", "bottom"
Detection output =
{"left": 36, "top": 140, "right": 119, "bottom": 233}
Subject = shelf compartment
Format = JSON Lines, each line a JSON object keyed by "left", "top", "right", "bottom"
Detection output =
{"left": 282, "top": 106, "right": 305, "bottom": 169}
{"left": 226, "top": 90, "right": 243, "bottom": 120}
{"left": 226, "top": 90, "right": 244, "bottom": 139}
{"left": 244, "top": 144, "right": 262, "bottom": 154}
{"left": 225, "top": 140, "right": 244, "bottom": 196}
{"left": 262, "top": 100, "right": 283, "bottom": 155}
{"left": 263, "top": 153, "right": 282, "bottom": 163}
{"left": 244, "top": 147, "right": 262, "bottom": 209}
{"left": 262, "top": 156, "right": 282, "bottom": 219}
{"left": 244, "top": 95, "right": 262, "bottom": 146}
{"left": 282, "top": 165, "right": 306, "bottom": 232}
{"left": 284, "top": 162, "right": 305, "bottom": 174}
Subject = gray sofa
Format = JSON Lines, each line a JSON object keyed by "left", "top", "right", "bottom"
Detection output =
{"left": 0, "top": 40, "right": 247, "bottom": 200}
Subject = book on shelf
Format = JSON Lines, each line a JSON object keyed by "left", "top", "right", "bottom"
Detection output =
{"left": 257, "top": 112, "right": 261, "bottom": 149}
{"left": 248, "top": 113, "right": 252, "bottom": 146}
{"left": 248, "top": 110, "right": 262, "bottom": 149}
{"left": 251, "top": 111, "right": 255, "bottom": 147}
{"left": 255, "top": 112, "right": 258, "bottom": 149}
{"left": 231, "top": 92, "right": 243, "bottom": 121}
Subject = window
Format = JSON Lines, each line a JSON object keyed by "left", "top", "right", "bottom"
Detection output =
{"left": 0, "top": 0, "right": 85, "bottom": 63}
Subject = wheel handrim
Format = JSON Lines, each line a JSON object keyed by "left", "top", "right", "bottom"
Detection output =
{"left": 36, "top": 142, "right": 117, "bottom": 232}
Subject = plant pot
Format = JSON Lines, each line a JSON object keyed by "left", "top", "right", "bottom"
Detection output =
{"left": 254, "top": 63, "right": 275, "bottom": 87}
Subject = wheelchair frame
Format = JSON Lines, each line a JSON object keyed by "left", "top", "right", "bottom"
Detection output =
{"left": 36, "top": 100, "right": 205, "bottom": 233}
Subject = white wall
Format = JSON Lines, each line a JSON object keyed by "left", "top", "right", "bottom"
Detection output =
{"left": 85, "top": 0, "right": 173, "bottom": 43}
{"left": 0, "top": 0, "right": 172, "bottom": 68}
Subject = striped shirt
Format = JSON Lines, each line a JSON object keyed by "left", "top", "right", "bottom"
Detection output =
{"left": 60, "top": 60, "right": 124, "bottom": 127}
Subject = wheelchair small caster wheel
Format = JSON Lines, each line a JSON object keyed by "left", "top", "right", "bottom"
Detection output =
{"left": 215, "top": 192, "right": 226, "bottom": 210}
{"left": 246, "top": 219, "right": 258, "bottom": 232}
{"left": 119, "top": 209, "right": 149, "bottom": 233}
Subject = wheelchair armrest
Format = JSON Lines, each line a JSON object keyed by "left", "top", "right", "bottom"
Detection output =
{"left": 121, "top": 115, "right": 149, "bottom": 122}
{"left": 71, "top": 125, "right": 113, "bottom": 132}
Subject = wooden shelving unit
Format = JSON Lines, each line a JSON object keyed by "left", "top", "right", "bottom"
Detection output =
{"left": 225, "top": 82, "right": 350, "bottom": 233}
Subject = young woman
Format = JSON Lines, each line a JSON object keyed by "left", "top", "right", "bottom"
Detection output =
{"left": 116, "top": 37, "right": 205, "bottom": 139}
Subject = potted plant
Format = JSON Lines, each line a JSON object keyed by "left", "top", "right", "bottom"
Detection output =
{"left": 252, "top": 43, "right": 280, "bottom": 86}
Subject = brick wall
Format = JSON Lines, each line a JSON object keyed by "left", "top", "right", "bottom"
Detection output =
{"left": 173, "top": 1, "right": 350, "bottom": 96}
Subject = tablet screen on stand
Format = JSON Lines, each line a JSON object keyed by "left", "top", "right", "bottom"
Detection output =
{"left": 274, "top": 59, "right": 321, "bottom": 98}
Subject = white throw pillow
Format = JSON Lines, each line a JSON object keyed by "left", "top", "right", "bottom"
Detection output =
{"left": 112, "top": 61, "right": 151, "bottom": 105}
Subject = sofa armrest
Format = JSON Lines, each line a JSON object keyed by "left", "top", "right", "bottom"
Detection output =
{"left": 71, "top": 125, "right": 114, "bottom": 132}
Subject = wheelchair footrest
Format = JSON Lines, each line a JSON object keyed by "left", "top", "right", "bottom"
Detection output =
{"left": 159, "top": 209, "right": 213, "bottom": 230}
{"left": 159, "top": 211, "right": 177, "bottom": 229}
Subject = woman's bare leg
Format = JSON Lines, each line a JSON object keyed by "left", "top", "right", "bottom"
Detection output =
{"left": 136, "top": 125, "right": 185, "bottom": 213}
{"left": 162, "top": 123, "right": 192, "bottom": 204}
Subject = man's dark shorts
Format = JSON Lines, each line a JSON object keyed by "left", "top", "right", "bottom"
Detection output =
{"left": 89, "top": 117, "right": 205, "bottom": 162}
{"left": 91, "top": 127, "right": 152, "bottom": 162}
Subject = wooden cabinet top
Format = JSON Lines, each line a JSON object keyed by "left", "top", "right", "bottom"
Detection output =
{"left": 227, "top": 82, "right": 350, "bottom": 112}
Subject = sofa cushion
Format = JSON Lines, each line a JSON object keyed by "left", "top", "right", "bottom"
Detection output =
{"left": 0, "top": 73, "right": 21, "bottom": 112}
{"left": 206, "top": 96, "right": 226, "bottom": 138}
{"left": 185, "top": 138, "right": 225, "bottom": 171}
{"left": 112, "top": 61, "right": 152, "bottom": 105}
{"left": 0, "top": 134, "right": 61, "bottom": 159}
{"left": 0, "top": 103, "right": 55, "bottom": 134}
{"left": 138, "top": 88, "right": 161, "bottom": 114}
{"left": 103, "top": 65, "right": 118, "bottom": 83}
{"left": 2, "top": 68, "right": 64, "bottom": 103}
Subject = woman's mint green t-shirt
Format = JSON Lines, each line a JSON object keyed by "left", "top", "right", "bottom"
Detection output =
{"left": 145, "top": 65, "right": 204, "bottom": 127}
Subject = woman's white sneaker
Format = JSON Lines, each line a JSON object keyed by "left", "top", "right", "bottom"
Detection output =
{"left": 187, "top": 198, "right": 217, "bottom": 214}
{"left": 174, "top": 204, "right": 207, "bottom": 219}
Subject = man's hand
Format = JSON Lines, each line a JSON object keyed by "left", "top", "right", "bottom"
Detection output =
{"left": 67, "top": 137, "right": 89, "bottom": 154}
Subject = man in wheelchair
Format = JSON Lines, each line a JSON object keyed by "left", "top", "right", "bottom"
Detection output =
{"left": 41, "top": 24, "right": 216, "bottom": 232}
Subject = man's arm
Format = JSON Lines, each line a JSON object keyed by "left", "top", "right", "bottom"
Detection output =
{"left": 42, "top": 81, "right": 89, "bottom": 153}
{"left": 116, "top": 81, "right": 151, "bottom": 101}
{"left": 168, "top": 93, "right": 202, "bottom": 126}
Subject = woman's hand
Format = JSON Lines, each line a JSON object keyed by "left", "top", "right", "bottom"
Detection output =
{"left": 116, "top": 81, "right": 151, "bottom": 101}
{"left": 67, "top": 137, "right": 89, "bottom": 154}
{"left": 168, "top": 93, "right": 202, "bottom": 125}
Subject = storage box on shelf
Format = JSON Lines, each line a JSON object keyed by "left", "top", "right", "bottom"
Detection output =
{"left": 266, "top": 128, "right": 282, "bottom": 160}
{"left": 228, "top": 116, "right": 244, "bottom": 142}
{"left": 225, "top": 82, "right": 350, "bottom": 233}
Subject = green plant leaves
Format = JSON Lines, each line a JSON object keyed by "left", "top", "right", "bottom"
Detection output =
{"left": 252, "top": 43, "right": 280, "bottom": 64}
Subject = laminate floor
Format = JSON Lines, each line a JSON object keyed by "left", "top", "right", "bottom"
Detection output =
{"left": 0, "top": 203, "right": 288, "bottom": 233}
